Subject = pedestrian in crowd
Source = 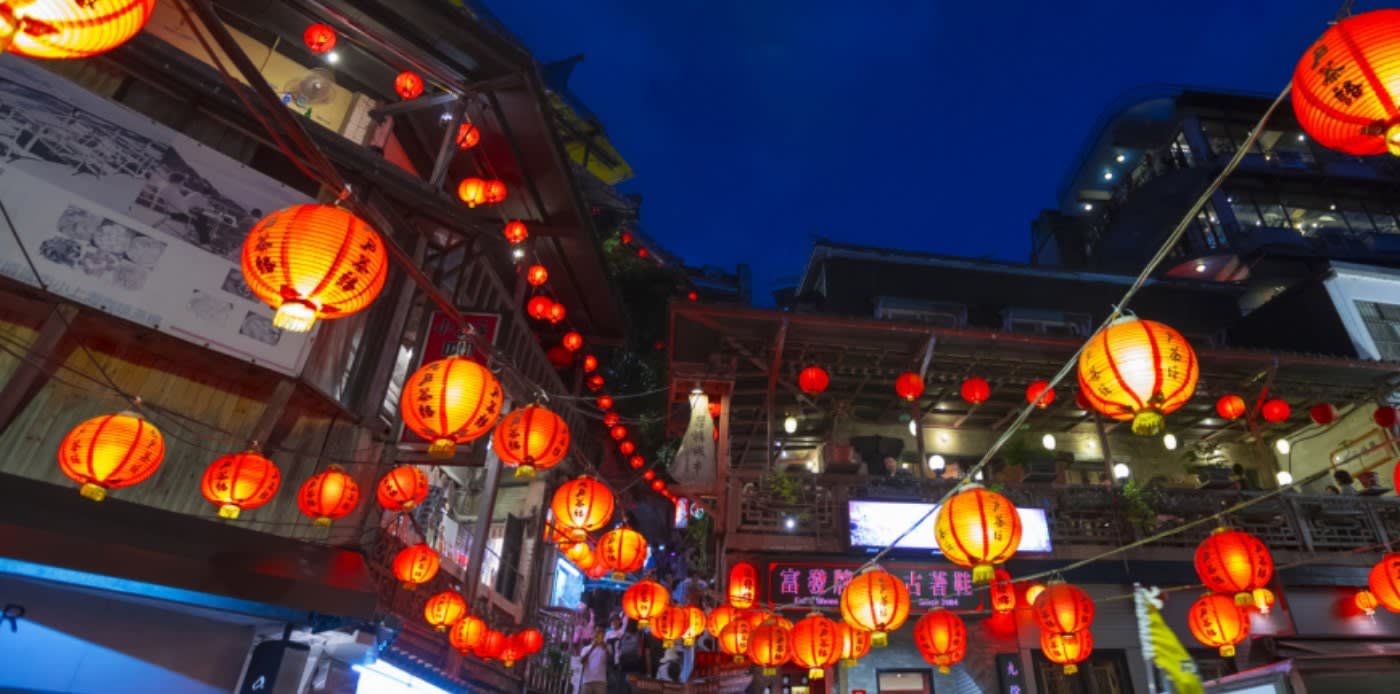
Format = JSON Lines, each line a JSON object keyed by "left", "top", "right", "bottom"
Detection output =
{"left": 578, "top": 627, "right": 609, "bottom": 694}
{"left": 1334, "top": 469, "right": 1357, "bottom": 495}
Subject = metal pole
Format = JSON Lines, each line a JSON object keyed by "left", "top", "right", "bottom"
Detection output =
{"left": 463, "top": 459, "right": 504, "bottom": 607}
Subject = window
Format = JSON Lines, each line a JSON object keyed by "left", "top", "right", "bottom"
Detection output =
{"left": 1004, "top": 308, "right": 1092, "bottom": 337}
{"left": 875, "top": 297, "right": 967, "bottom": 328}
{"left": 878, "top": 670, "right": 931, "bottom": 694}
{"left": 1033, "top": 650, "right": 1135, "bottom": 694}
{"left": 1355, "top": 301, "right": 1400, "bottom": 361}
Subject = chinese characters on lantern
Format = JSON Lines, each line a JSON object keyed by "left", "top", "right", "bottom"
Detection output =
{"left": 768, "top": 562, "right": 978, "bottom": 611}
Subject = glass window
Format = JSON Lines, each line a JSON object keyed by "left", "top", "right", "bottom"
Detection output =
{"left": 1355, "top": 301, "right": 1400, "bottom": 361}
{"left": 1201, "top": 120, "right": 1236, "bottom": 156}
{"left": 1285, "top": 195, "right": 1347, "bottom": 235}
{"left": 1034, "top": 650, "right": 1135, "bottom": 694}
{"left": 1366, "top": 202, "right": 1400, "bottom": 234}
{"left": 1227, "top": 192, "right": 1263, "bottom": 229}
{"left": 1340, "top": 201, "right": 1376, "bottom": 234}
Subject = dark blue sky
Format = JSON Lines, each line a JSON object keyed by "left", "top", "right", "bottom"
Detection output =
{"left": 488, "top": 1, "right": 1364, "bottom": 300}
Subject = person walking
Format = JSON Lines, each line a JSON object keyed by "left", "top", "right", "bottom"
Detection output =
{"left": 578, "top": 627, "right": 609, "bottom": 694}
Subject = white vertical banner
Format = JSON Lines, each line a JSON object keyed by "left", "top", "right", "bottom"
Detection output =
{"left": 671, "top": 392, "right": 716, "bottom": 489}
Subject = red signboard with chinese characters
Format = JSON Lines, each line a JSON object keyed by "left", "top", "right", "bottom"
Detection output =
{"left": 766, "top": 561, "right": 981, "bottom": 613}
{"left": 399, "top": 310, "right": 500, "bottom": 444}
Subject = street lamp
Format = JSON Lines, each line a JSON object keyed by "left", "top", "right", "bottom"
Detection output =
{"left": 784, "top": 415, "right": 798, "bottom": 434}
{"left": 1042, "top": 433, "right": 1056, "bottom": 451}
{"left": 928, "top": 454, "right": 946, "bottom": 472}
{"left": 1163, "top": 433, "right": 1178, "bottom": 451}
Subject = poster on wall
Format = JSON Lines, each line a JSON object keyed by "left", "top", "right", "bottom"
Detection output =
{"left": 0, "top": 57, "right": 315, "bottom": 375}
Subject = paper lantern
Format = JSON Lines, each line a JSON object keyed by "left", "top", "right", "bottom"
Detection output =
{"left": 787, "top": 614, "right": 840, "bottom": 678}
{"left": 297, "top": 466, "right": 360, "bottom": 526}
{"left": 493, "top": 405, "right": 570, "bottom": 477}
{"left": 1310, "top": 403, "right": 1338, "bottom": 425}
{"left": 1041, "top": 629, "right": 1093, "bottom": 675}
{"left": 748, "top": 621, "right": 792, "bottom": 675}
{"left": 1356, "top": 589, "right": 1379, "bottom": 616}
{"left": 546, "top": 302, "right": 566, "bottom": 325}
{"left": 1261, "top": 399, "right": 1291, "bottom": 424}
{"left": 583, "top": 355, "right": 599, "bottom": 373}
{"left": 1077, "top": 318, "right": 1198, "bottom": 436}
{"left": 474, "top": 629, "right": 507, "bottom": 661}
{"left": 600, "top": 412, "right": 621, "bottom": 430}
{"left": 934, "top": 485, "right": 1022, "bottom": 583}
{"left": 650, "top": 607, "right": 690, "bottom": 647}
{"left": 458, "top": 177, "right": 487, "bottom": 207}
{"left": 728, "top": 561, "right": 759, "bottom": 609}
{"left": 1292, "top": 10, "right": 1400, "bottom": 157}
{"left": 562, "top": 332, "right": 583, "bottom": 352}
{"left": 392, "top": 543, "right": 440, "bottom": 590}
{"left": 718, "top": 620, "right": 753, "bottom": 663}
{"left": 708, "top": 605, "right": 740, "bottom": 637}
{"left": 450, "top": 615, "right": 488, "bottom": 653}
{"left": 376, "top": 465, "right": 429, "bottom": 512}
{"left": 629, "top": 455, "right": 645, "bottom": 469}
{"left": 913, "top": 609, "right": 967, "bottom": 674}
{"left": 643, "top": 470, "right": 655, "bottom": 481}
{"left": 586, "top": 374, "right": 605, "bottom": 391}
{"left": 596, "top": 395, "right": 615, "bottom": 412}
{"left": 546, "top": 346, "right": 573, "bottom": 369}
{"left": 682, "top": 606, "right": 707, "bottom": 646}
{"left": 526, "top": 265, "right": 548, "bottom": 287}
{"left": 565, "top": 542, "right": 596, "bottom": 571}
{"left": 836, "top": 623, "right": 871, "bottom": 666}
{"left": 651, "top": 479, "right": 666, "bottom": 493}
{"left": 200, "top": 451, "right": 280, "bottom": 519}
{"left": 609, "top": 425, "right": 628, "bottom": 441}
{"left": 516, "top": 628, "right": 544, "bottom": 655}
{"left": 584, "top": 561, "right": 609, "bottom": 579}
{"left": 839, "top": 569, "right": 910, "bottom": 647}
{"left": 551, "top": 476, "right": 613, "bottom": 541}
{"left": 798, "top": 366, "right": 829, "bottom": 395}
{"left": 499, "top": 637, "right": 526, "bottom": 668}
{"left": 240, "top": 205, "right": 388, "bottom": 333}
{"left": 1195, "top": 528, "right": 1274, "bottom": 606}
{"left": 622, "top": 579, "right": 670, "bottom": 628}
{"left": 1375, "top": 405, "right": 1398, "bottom": 428}
{"left": 687, "top": 291, "right": 698, "bottom": 301}
{"left": 1034, "top": 581, "right": 1095, "bottom": 640}
{"left": 503, "top": 220, "right": 528, "bottom": 244}
{"left": 456, "top": 123, "right": 481, "bottom": 150}
{"left": 1024, "top": 582, "right": 1046, "bottom": 608}
{"left": 618, "top": 440, "right": 636, "bottom": 456}
{"left": 401, "top": 357, "right": 504, "bottom": 458}
{"left": 303, "top": 23, "right": 336, "bottom": 54}
{"left": 1251, "top": 587, "right": 1275, "bottom": 615}
{"left": 708, "top": 400, "right": 723, "bottom": 418}
{"left": 1, "top": 0, "right": 155, "bottom": 59}
{"left": 744, "top": 611, "right": 793, "bottom": 630}
{"left": 395, "top": 71, "right": 424, "bottom": 99}
{"left": 1026, "top": 380, "right": 1055, "bottom": 409}
{"left": 961, "top": 377, "right": 990, "bottom": 406}
{"left": 484, "top": 180, "right": 508, "bottom": 204}
{"left": 1368, "top": 553, "right": 1400, "bottom": 613}
{"left": 1188, "top": 593, "right": 1249, "bottom": 657}
{"left": 895, "top": 372, "right": 925, "bottom": 402}
{"left": 989, "top": 569, "right": 1017, "bottom": 614}
{"left": 1216, "top": 395, "right": 1247, "bottom": 420}
{"left": 527, "top": 296, "right": 553, "bottom": 320}
{"left": 599, "top": 527, "right": 647, "bottom": 578}
{"left": 424, "top": 591, "right": 466, "bottom": 632}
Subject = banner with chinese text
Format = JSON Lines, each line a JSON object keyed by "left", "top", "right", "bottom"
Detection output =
{"left": 670, "top": 392, "right": 716, "bottom": 489}
{"left": 767, "top": 561, "right": 981, "bottom": 612}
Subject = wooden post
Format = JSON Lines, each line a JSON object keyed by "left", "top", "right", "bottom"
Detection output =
{"left": 0, "top": 304, "right": 76, "bottom": 434}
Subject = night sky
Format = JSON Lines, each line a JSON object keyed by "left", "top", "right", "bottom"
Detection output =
{"left": 488, "top": 1, "right": 1365, "bottom": 302}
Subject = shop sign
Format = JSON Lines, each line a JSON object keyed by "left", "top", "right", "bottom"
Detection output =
{"left": 996, "top": 653, "right": 1028, "bottom": 694}
{"left": 766, "top": 561, "right": 980, "bottom": 612}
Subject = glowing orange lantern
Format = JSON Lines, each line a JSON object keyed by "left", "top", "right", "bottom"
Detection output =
{"left": 401, "top": 357, "right": 504, "bottom": 458}
{"left": 798, "top": 366, "right": 829, "bottom": 395}
{"left": 989, "top": 569, "right": 1017, "bottom": 614}
{"left": 629, "top": 455, "right": 644, "bottom": 469}
{"left": 546, "top": 302, "right": 566, "bottom": 325}
{"left": 199, "top": 450, "right": 280, "bottom": 518}
{"left": 682, "top": 606, "right": 707, "bottom": 646}
{"left": 584, "top": 561, "right": 609, "bottom": 580}
{"left": 597, "top": 395, "right": 615, "bottom": 411}
{"left": 1368, "top": 553, "right": 1400, "bottom": 613}
{"left": 1293, "top": 10, "right": 1400, "bottom": 156}
{"left": 1042, "top": 629, "right": 1093, "bottom": 675}
{"left": 240, "top": 205, "right": 388, "bottom": 333}
{"left": 961, "top": 377, "right": 990, "bottom": 406}
{"left": 1375, "top": 405, "right": 1398, "bottom": 428}
{"left": 1310, "top": 403, "right": 1338, "bottom": 425}
{"left": 708, "top": 400, "right": 722, "bottom": 418}
{"left": 565, "top": 542, "right": 596, "bottom": 571}
{"left": 934, "top": 485, "right": 1023, "bottom": 583}
{"left": 743, "top": 611, "right": 792, "bottom": 630}
{"left": 297, "top": 466, "right": 360, "bottom": 526}
{"left": 913, "top": 609, "right": 967, "bottom": 674}
{"left": 392, "top": 543, "right": 440, "bottom": 590}
{"left": 687, "top": 291, "right": 698, "bottom": 301}
{"left": 895, "top": 372, "right": 925, "bottom": 402}
{"left": 1217, "top": 394, "right": 1246, "bottom": 420}
{"left": 450, "top": 615, "right": 488, "bottom": 653}
{"left": 562, "top": 332, "right": 584, "bottom": 352}
{"left": 456, "top": 123, "right": 481, "bottom": 150}
{"left": 303, "top": 23, "right": 336, "bottom": 54}
{"left": 1356, "top": 589, "right": 1379, "bottom": 616}
{"left": 1188, "top": 593, "right": 1249, "bottom": 657}
{"left": 643, "top": 470, "right": 655, "bottom": 481}
{"left": 458, "top": 177, "right": 488, "bottom": 207}
{"left": 586, "top": 374, "right": 605, "bottom": 391}
{"left": 1034, "top": 581, "right": 1095, "bottom": 641}
{"left": 475, "top": 629, "right": 507, "bottom": 661}
{"left": 0, "top": 0, "right": 155, "bottom": 59}
{"left": 610, "top": 425, "right": 628, "bottom": 441}
{"left": 618, "top": 440, "right": 636, "bottom": 456}
{"left": 1195, "top": 528, "right": 1274, "bottom": 606}
{"left": 551, "top": 476, "right": 614, "bottom": 541}
{"left": 546, "top": 345, "right": 573, "bottom": 369}
{"left": 376, "top": 465, "right": 429, "bottom": 512}
{"left": 1024, "top": 582, "right": 1047, "bottom": 607}
{"left": 1077, "top": 318, "right": 1198, "bottom": 436}
{"left": 1262, "top": 399, "right": 1291, "bottom": 423}
{"left": 526, "top": 265, "right": 549, "bottom": 286}
{"left": 516, "top": 628, "right": 544, "bottom": 655}
{"left": 650, "top": 606, "right": 690, "bottom": 647}
{"left": 719, "top": 620, "right": 753, "bottom": 663}
{"left": 527, "top": 296, "right": 553, "bottom": 320}
{"left": 1026, "top": 380, "right": 1055, "bottom": 409}
{"left": 395, "top": 71, "right": 423, "bottom": 99}
{"left": 424, "top": 591, "right": 467, "bottom": 632}
{"left": 748, "top": 621, "right": 792, "bottom": 675}
{"left": 484, "top": 180, "right": 508, "bottom": 204}
{"left": 602, "top": 412, "right": 621, "bottom": 429}
{"left": 583, "top": 355, "right": 599, "bottom": 372}
{"left": 493, "top": 404, "right": 570, "bottom": 477}
{"left": 499, "top": 637, "right": 526, "bottom": 668}
{"left": 622, "top": 579, "right": 669, "bottom": 628}
{"left": 837, "top": 623, "right": 871, "bottom": 666}
{"left": 1251, "top": 587, "right": 1275, "bottom": 615}
{"left": 504, "top": 220, "right": 529, "bottom": 244}
{"left": 839, "top": 568, "right": 910, "bottom": 647}
{"left": 598, "top": 527, "right": 647, "bottom": 579}
{"left": 729, "top": 561, "right": 759, "bottom": 609}
{"left": 651, "top": 479, "right": 666, "bottom": 493}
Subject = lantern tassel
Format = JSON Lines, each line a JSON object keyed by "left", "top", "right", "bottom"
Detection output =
{"left": 733, "top": 655, "right": 745, "bottom": 664}
{"left": 843, "top": 659, "right": 857, "bottom": 667}
{"left": 1064, "top": 665, "right": 1078, "bottom": 676}
{"left": 272, "top": 300, "right": 317, "bottom": 333}
{"left": 1234, "top": 592, "right": 1253, "bottom": 607}
{"left": 1220, "top": 645, "right": 1235, "bottom": 658}
{"left": 514, "top": 466, "right": 537, "bottom": 479}
{"left": 79, "top": 483, "right": 107, "bottom": 502}
{"left": 972, "top": 564, "right": 995, "bottom": 585}
{"left": 218, "top": 504, "right": 242, "bottom": 519}
{"left": 938, "top": 666, "right": 950, "bottom": 674}
{"left": 871, "top": 631, "right": 888, "bottom": 648}
{"left": 763, "top": 667, "right": 777, "bottom": 676}
{"left": 314, "top": 516, "right": 333, "bottom": 527}
{"left": 809, "top": 668, "right": 824, "bottom": 680}
{"left": 428, "top": 439, "right": 456, "bottom": 459}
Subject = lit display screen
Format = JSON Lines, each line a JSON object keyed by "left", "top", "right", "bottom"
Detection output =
{"left": 848, "top": 499, "right": 1052, "bottom": 552}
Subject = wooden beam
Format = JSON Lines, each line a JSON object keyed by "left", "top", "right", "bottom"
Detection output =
{"left": 0, "top": 304, "right": 76, "bottom": 434}
{"left": 764, "top": 318, "right": 788, "bottom": 469}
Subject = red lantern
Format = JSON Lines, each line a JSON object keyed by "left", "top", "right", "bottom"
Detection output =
{"left": 1195, "top": 528, "right": 1274, "bottom": 606}
{"left": 526, "top": 265, "right": 548, "bottom": 286}
{"left": 682, "top": 606, "right": 707, "bottom": 646}
{"left": 1368, "top": 553, "right": 1400, "bottom": 613}
{"left": 989, "top": 569, "right": 1017, "bottom": 614}
{"left": 913, "top": 609, "right": 967, "bottom": 674}
{"left": 708, "top": 605, "right": 739, "bottom": 638}
{"left": 1188, "top": 593, "right": 1249, "bottom": 657}
{"left": 1251, "top": 587, "right": 1276, "bottom": 615}
{"left": 602, "top": 412, "right": 620, "bottom": 427}
{"left": 450, "top": 615, "right": 488, "bottom": 653}
{"left": 839, "top": 569, "right": 911, "bottom": 647}
{"left": 1026, "top": 380, "right": 1055, "bottom": 409}
{"left": 1, "top": 0, "right": 156, "bottom": 59}
{"left": 586, "top": 374, "right": 605, "bottom": 391}
{"left": 516, "top": 627, "right": 544, "bottom": 655}
{"left": 458, "top": 177, "right": 487, "bottom": 207}
{"left": 1356, "top": 589, "right": 1379, "bottom": 616}
{"left": 493, "top": 405, "right": 570, "bottom": 477}
{"left": 456, "top": 123, "right": 481, "bottom": 150}
{"left": 200, "top": 450, "right": 280, "bottom": 519}
{"left": 551, "top": 476, "right": 614, "bottom": 541}
{"left": 599, "top": 527, "right": 647, "bottom": 578}
{"left": 584, "top": 561, "right": 609, "bottom": 580}
{"left": 376, "top": 465, "right": 429, "bottom": 512}
{"left": 637, "top": 247, "right": 649, "bottom": 258}
{"left": 303, "top": 23, "right": 337, "bottom": 54}
{"left": 748, "top": 621, "right": 793, "bottom": 675}
{"left": 622, "top": 579, "right": 670, "bottom": 627}
{"left": 729, "top": 562, "right": 759, "bottom": 609}
{"left": 583, "top": 355, "right": 599, "bottom": 373}
{"left": 503, "top": 221, "right": 529, "bottom": 244}
{"left": 527, "top": 296, "right": 553, "bottom": 320}
{"left": 718, "top": 620, "right": 753, "bottom": 663}
{"left": 562, "top": 332, "right": 584, "bottom": 352}
{"left": 629, "top": 455, "right": 645, "bottom": 469}
{"left": 1216, "top": 394, "right": 1247, "bottom": 420}
{"left": 547, "top": 302, "right": 567, "bottom": 325}
{"left": 1292, "top": 10, "right": 1400, "bottom": 157}
{"left": 934, "top": 485, "right": 1022, "bottom": 583}
{"left": 57, "top": 411, "right": 166, "bottom": 502}
{"left": 1034, "top": 581, "right": 1095, "bottom": 640}
{"left": 392, "top": 543, "right": 440, "bottom": 590}
{"left": 651, "top": 479, "right": 666, "bottom": 492}
{"left": 547, "top": 346, "right": 573, "bottom": 369}
{"left": 1024, "top": 582, "right": 1047, "bottom": 608}
{"left": 297, "top": 466, "right": 360, "bottom": 526}
{"left": 643, "top": 470, "right": 656, "bottom": 481}
{"left": 1310, "top": 403, "right": 1338, "bottom": 425}
{"left": 400, "top": 357, "right": 504, "bottom": 458}
{"left": 395, "top": 71, "right": 424, "bottom": 99}
{"left": 619, "top": 440, "right": 636, "bottom": 456}
{"left": 610, "top": 425, "right": 628, "bottom": 441}
{"left": 687, "top": 291, "right": 699, "bottom": 302}
{"left": 1261, "top": 399, "right": 1291, "bottom": 423}
{"left": 424, "top": 591, "right": 467, "bottom": 632}
{"left": 798, "top": 366, "right": 830, "bottom": 395}
{"left": 895, "top": 372, "right": 925, "bottom": 402}
{"left": 474, "top": 629, "right": 507, "bottom": 661}
{"left": 499, "top": 636, "right": 526, "bottom": 668}
{"left": 1042, "top": 629, "right": 1093, "bottom": 675}
{"left": 1375, "top": 405, "right": 1398, "bottom": 428}
{"left": 650, "top": 607, "right": 690, "bottom": 647}
{"left": 565, "top": 542, "right": 596, "bottom": 571}
{"left": 484, "top": 180, "right": 508, "bottom": 204}
{"left": 708, "top": 400, "right": 723, "bottom": 418}
{"left": 620, "top": 230, "right": 633, "bottom": 245}
{"left": 789, "top": 614, "right": 840, "bottom": 679}
{"left": 1076, "top": 318, "right": 1199, "bottom": 436}
{"left": 836, "top": 623, "right": 871, "bottom": 666}
{"left": 961, "top": 377, "right": 991, "bottom": 406}
{"left": 595, "top": 396, "right": 615, "bottom": 413}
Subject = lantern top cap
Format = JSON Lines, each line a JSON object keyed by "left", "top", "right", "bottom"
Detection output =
{"left": 116, "top": 409, "right": 144, "bottom": 419}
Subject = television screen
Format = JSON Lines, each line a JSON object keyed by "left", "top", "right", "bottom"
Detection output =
{"left": 848, "top": 499, "right": 1052, "bottom": 552}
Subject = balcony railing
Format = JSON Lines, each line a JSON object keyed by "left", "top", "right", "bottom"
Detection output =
{"left": 725, "top": 471, "right": 1399, "bottom": 566}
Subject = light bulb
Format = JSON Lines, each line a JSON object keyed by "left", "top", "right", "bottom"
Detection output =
{"left": 326, "top": 51, "right": 340, "bottom": 64}
{"left": 974, "top": 470, "right": 984, "bottom": 481}
{"left": 512, "top": 248, "right": 525, "bottom": 260}
{"left": 783, "top": 416, "right": 798, "bottom": 434}
{"left": 1112, "top": 463, "right": 1130, "bottom": 480}
{"left": 1163, "top": 433, "right": 1178, "bottom": 451}
{"left": 909, "top": 419, "right": 919, "bottom": 437}
{"left": 1042, "top": 433, "right": 1056, "bottom": 451}
{"left": 1276, "top": 470, "right": 1293, "bottom": 486}
{"left": 784, "top": 516, "right": 796, "bottom": 531}
{"left": 1275, "top": 438, "right": 1291, "bottom": 455}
